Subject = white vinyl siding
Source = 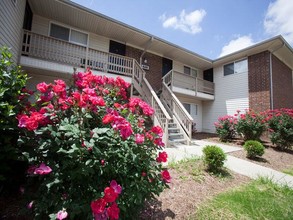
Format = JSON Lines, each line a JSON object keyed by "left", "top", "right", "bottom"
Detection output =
{"left": 176, "top": 95, "right": 203, "bottom": 132}
{"left": 0, "top": 0, "right": 26, "bottom": 62}
{"left": 31, "top": 16, "right": 109, "bottom": 52}
{"left": 89, "top": 33, "right": 109, "bottom": 52}
{"left": 173, "top": 61, "right": 202, "bottom": 77}
{"left": 31, "top": 15, "right": 50, "bottom": 36}
{"left": 202, "top": 65, "right": 249, "bottom": 133}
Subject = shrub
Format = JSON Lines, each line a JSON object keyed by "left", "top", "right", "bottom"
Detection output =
{"left": 267, "top": 109, "right": 293, "bottom": 150}
{"left": 235, "top": 110, "right": 266, "bottom": 141}
{"left": 244, "top": 140, "right": 265, "bottom": 158}
{"left": 0, "top": 47, "right": 28, "bottom": 187}
{"left": 203, "top": 145, "right": 226, "bottom": 172}
{"left": 214, "top": 115, "right": 237, "bottom": 141}
{"left": 18, "top": 70, "right": 170, "bottom": 219}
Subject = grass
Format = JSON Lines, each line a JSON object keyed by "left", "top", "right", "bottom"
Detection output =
{"left": 191, "top": 177, "right": 293, "bottom": 220}
{"left": 168, "top": 156, "right": 205, "bottom": 182}
{"left": 283, "top": 167, "right": 293, "bottom": 176}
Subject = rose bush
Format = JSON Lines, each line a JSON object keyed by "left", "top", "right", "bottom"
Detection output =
{"left": 214, "top": 115, "right": 237, "bottom": 141}
{"left": 266, "top": 108, "right": 293, "bottom": 150}
{"left": 235, "top": 109, "right": 266, "bottom": 141}
{"left": 18, "top": 69, "right": 170, "bottom": 219}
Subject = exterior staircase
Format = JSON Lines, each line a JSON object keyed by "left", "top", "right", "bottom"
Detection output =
{"left": 131, "top": 61, "right": 193, "bottom": 146}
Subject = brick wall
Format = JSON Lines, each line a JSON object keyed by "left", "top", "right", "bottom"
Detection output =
{"left": 248, "top": 51, "right": 271, "bottom": 112}
{"left": 272, "top": 54, "right": 293, "bottom": 109}
{"left": 126, "top": 45, "right": 163, "bottom": 92}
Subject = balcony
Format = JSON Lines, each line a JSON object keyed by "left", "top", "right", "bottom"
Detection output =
{"left": 21, "top": 30, "right": 134, "bottom": 77}
{"left": 163, "top": 70, "right": 215, "bottom": 100}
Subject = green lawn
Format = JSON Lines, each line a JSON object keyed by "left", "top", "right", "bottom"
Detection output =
{"left": 283, "top": 167, "right": 293, "bottom": 176}
{"left": 192, "top": 177, "right": 293, "bottom": 220}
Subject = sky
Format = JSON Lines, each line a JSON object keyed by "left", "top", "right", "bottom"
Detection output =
{"left": 72, "top": 0, "right": 293, "bottom": 59}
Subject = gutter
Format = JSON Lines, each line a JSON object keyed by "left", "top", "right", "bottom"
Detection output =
{"left": 269, "top": 42, "right": 285, "bottom": 110}
{"left": 140, "top": 37, "right": 154, "bottom": 65}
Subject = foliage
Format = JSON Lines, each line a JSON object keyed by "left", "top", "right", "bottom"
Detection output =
{"left": 18, "top": 70, "right": 170, "bottom": 219}
{"left": 0, "top": 47, "right": 28, "bottom": 185}
{"left": 235, "top": 110, "right": 266, "bottom": 141}
{"left": 243, "top": 140, "right": 265, "bottom": 158}
{"left": 168, "top": 156, "right": 204, "bottom": 182}
{"left": 266, "top": 108, "right": 293, "bottom": 150}
{"left": 202, "top": 145, "right": 226, "bottom": 173}
{"left": 194, "top": 177, "right": 293, "bottom": 220}
{"left": 214, "top": 115, "right": 237, "bottom": 141}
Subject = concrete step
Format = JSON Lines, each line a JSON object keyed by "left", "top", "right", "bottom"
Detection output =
{"left": 169, "top": 138, "right": 187, "bottom": 144}
{"left": 169, "top": 133, "right": 183, "bottom": 137}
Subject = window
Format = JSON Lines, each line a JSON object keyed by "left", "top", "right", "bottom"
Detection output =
{"left": 50, "top": 23, "right": 88, "bottom": 46}
{"left": 184, "top": 66, "right": 198, "bottom": 77}
{"left": 182, "top": 103, "right": 191, "bottom": 114}
{"left": 224, "top": 59, "right": 247, "bottom": 76}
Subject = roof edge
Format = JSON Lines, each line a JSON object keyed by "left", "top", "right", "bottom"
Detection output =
{"left": 60, "top": 0, "right": 212, "bottom": 63}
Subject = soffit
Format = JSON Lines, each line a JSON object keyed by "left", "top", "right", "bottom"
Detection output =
{"left": 28, "top": 0, "right": 212, "bottom": 70}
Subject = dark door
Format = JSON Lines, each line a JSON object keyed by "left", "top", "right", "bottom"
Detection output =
{"left": 203, "top": 68, "right": 214, "bottom": 82}
{"left": 162, "top": 58, "right": 173, "bottom": 77}
{"left": 109, "top": 40, "right": 126, "bottom": 56}
{"left": 23, "top": 1, "right": 33, "bottom": 31}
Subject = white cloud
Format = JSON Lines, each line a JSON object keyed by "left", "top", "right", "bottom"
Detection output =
{"left": 219, "top": 35, "right": 255, "bottom": 57}
{"left": 264, "top": 0, "right": 293, "bottom": 44}
{"left": 159, "top": 9, "right": 206, "bottom": 34}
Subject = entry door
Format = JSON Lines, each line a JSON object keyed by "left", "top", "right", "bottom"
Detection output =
{"left": 162, "top": 58, "right": 173, "bottom": 77}
{"left": 109, "top": 40, "right": 126, "bottom": 56}
{"left": 109, "top": 40, "right": 126, "bottom": 74}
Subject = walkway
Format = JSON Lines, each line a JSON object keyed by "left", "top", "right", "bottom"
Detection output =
{"left": 166, "top": 140, "right": 293, "bottom": 188}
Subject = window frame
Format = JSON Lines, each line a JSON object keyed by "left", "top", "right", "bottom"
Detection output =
{"left": 49, "top": 22, "right": 89, "bottom": 47}
{"left": 223, "top": 58, "right": 248, "bottom": 76}
{"left": 184, "top": 65, "right": 198, "bottom": 78}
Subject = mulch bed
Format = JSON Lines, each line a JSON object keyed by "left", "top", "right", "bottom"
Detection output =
{"left": 140, "top": 169, "right": 250, "bottom": 220}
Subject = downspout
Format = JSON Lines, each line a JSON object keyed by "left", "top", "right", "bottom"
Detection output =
{"left": 269, "top": 43, "right": 285, "bottom": 110}
{"left": 140, "top": 36, "right": 154, "bottom": 65}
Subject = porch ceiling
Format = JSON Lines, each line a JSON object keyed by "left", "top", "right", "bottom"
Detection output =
{"left": 28, "top": 0, "right": 212, "bottom": 70}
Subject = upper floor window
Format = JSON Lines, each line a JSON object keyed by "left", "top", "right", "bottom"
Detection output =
{"left": 50, "top": 23, "right": 88, "bottom": 46}
{"left": 224, "top": 59, "right": 248, "bottom": 76}
{"left": 184, "top": 66, "right": 198, "bottom": 77}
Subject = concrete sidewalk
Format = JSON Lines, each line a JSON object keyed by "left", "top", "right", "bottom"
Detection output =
{"left": 166, "top": 139, "right": 293, "bottom": 188}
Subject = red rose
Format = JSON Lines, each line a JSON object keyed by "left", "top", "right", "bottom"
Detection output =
{"left": 107, "top": 202, "right": 120, "bottom": 220}
{"left": 91, "top": 198, "right": 107, "bottom": 214}
{"left": 156, "top": 151, "right": 168, "bottom": 163}
{"left": 161, "top": 170, "right": 171, "bottom": 183}
{"left": 103, "top": 187, "right": 118, "bottom": 203}
{"left": 102, "top": 114, "right": 114, "bottom": 124}
{"left": 36, "top": 82, "right": 50, "bottom": 93}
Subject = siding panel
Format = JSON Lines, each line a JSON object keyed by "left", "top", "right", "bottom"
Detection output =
{"left": 202, "top": 65, "right": 249, "bottom": 133}
{"left": 0, "top": 0, "right": 26, "bottom": 62}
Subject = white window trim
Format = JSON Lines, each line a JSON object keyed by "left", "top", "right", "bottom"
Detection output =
{"left": 48, "top": 21, "right": 89, "bottom": 47}
{"left": 184, "top": 65, "right": 198, "bottom": 77}
{"left": 223, "top": 58, "right": 248, "bottom": 76}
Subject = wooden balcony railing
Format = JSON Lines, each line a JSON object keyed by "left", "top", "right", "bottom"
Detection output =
{"left": 22, "top": 30, "right": 133, "bottom": 76}
{"left": 163, "top": 70, "right": 215, "bottom": 95}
